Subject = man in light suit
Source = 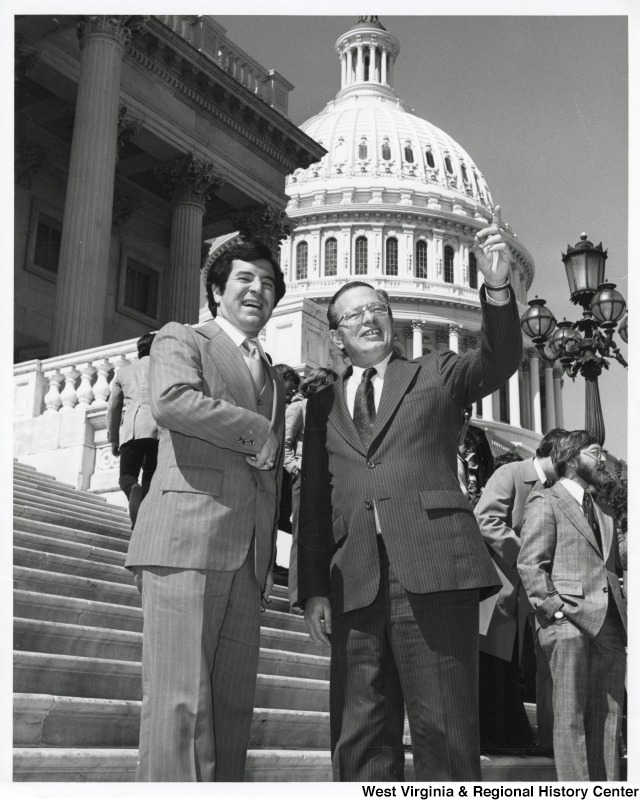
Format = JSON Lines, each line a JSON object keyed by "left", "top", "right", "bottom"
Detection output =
{"left": 518, "top": 430, "right": 626, "bottom": 781}
{"left": 125, "top": 240, "right": 286, "bottom": 782}
{"left": 474, "top": 427, "right": 565, "bottom": 753}
{"left": 298, "top": 207, "right": 522, "bottom": 781}
{"left": 107, "top": 332, "right": 158, "bottom": 525}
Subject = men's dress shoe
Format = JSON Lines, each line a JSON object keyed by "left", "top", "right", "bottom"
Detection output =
{"left": 129, "top": 483, "right": 143, "bottom": 527}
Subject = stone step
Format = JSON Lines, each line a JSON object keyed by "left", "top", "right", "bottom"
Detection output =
{"left": 14, "top": 527, "right": 128, "bottom": 564}
{"left": 14, "top": 502, "right": 132, "bottom": 540}
{"left": 14, "top": 461, "right": 69, "bottom": 484}
{"left": 14, "top": 651, "right": 330, "bottom": 709}
{"left": 11, "top": 746, "right": 559, "bottom": 782}
{"left": 14, "top": 694, "right": 331, "bottom": 750}
{"left": 14, "top": 516, "right": 130, "bottom": 553}
{"left": 14, "top": 616, "right": 327, "bottom": 665}
{"left": 13, "top": 488, "right": 131, "bottom": 528}
{"left": 14, "top": 566, "right": 141, "bottom": 608}
{"left": 14, "top": 618, "right": 329, "bottom": 678}
{"left": 14, "top": 590, "right": 143, "bottom": 632}
{"left": 14, "top": 546, "right": 133, "bottom": 586}
{"left": 13, "top": 474, "right": 113, "bottom": 506}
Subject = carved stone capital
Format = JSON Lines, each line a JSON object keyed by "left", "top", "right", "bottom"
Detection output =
{"left": 411, "top": 319, "right": 423, "bottom": 333}
{"left": 156, "top": 155, "right": 225, "bottom": 207}
{"left": 448, "top": 323, "right": 462, "bottom": 335}
{"left": 77, "top": 15, "right": 148, "bottom": 48}
{"left": 526, "top": 347, "right": 540, "bottom": 361}
{"left": 230, "top": 204, "right": 293, "bottom": 252}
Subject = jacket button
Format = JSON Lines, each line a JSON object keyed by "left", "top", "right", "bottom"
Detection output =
{"left": 364, "top": 500, "right": 373, "bottom": 510}
{"left": 603, "top": 587, "right": 608, "bottom": 593}
{"left": 367, "top": 460, "right": 376, "bottom": 469}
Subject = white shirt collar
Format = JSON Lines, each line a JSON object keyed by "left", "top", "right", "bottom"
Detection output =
{"left": 560, "top": 477, "right": 585, "bottom": 506}
{"left": 533, "top": 457, "right": 547, "bottom": 484}
{"left": 215, "top": 315, "right": 258, "bottom": 350}
{"left": 350, "top": 351, "right": 393, "bottom": 383}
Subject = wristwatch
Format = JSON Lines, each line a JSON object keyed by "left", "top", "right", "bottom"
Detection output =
{"left": 553, "top": 610, "right": 565, "bottom": 622}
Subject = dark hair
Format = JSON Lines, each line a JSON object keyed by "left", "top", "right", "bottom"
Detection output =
{"left": 551, "top": 430, "right": 600, "bottom": 477}
{"left": 137, "top": 332, "right": 156, "bottom": 358}
{"left": 300, "top": 367, "right": 338, "bottom": 397}
{"left": 205, "top": 239, "right": 286, "bottom": 317}
{"left": 535, "top": 428, "right": 568, "bottom": 459}
{"left": 495, "top": 450, "right": 523, "bottom": 468}
{"left": 273, "top": 364, "right": 300, "bottom": 387}
{"left": 327, "top": 281, "right": 391, "bottom": 329}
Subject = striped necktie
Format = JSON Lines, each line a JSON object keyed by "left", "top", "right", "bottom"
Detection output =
{"left": 243, "top": 339, "right": 265, "bottom": 391}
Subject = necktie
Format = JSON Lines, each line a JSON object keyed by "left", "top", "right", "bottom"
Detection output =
{"left": 243, "top": 339, "right": 265, "bottom": 391}
{"left": 353, "top": 367, "right": 377, "bottom": 446}
{"left": 583, "top": 491, "right": 603, "bottom": 553}
{"left": 543, "top": 479, "right": 555, "bottom": 489}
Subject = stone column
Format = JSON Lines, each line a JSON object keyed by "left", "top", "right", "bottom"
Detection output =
{"left": 509, "top": 368, "right": 521, "bottom": 428}
{"left": 158, "top": 155, "right": 223, "bottom": 324}
{"left": 356, "top": 44, "right": 364, "bottom": 81}
{"left": 521, "top": 361, "right": 531, "bottom": 430}
{"left": 544, "top": 362, "right": 556, "bottom": 432}
{"left": 341, "top": 52, "right": 347, "bottom": 87}
{"left": 448, "top": 323, "right": 460, "bottom": 354}
{"left": 381, "top": 50, "right": 387, "bottom": 84}
{"left": 528, "top": 350, "right": 543, "bottom": 434}
{"left": 483, "top": 391, "right": 495, "bottom": 422}
{"left": 51, "top": 16, "right": 141, "bottom": 355}
{"left": 553, "top": 366, "right": 565, "bottom": 428}
{"left": 412, "top": 320, "right": 423, "bottom": 359}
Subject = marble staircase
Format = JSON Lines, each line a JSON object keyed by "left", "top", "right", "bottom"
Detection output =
{"left": 12, "top": 460, "right": 557, "bottom": 781}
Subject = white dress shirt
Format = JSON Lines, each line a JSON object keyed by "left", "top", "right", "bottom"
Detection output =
{"left": 559, "top": 476, "right": 586, "bottom": 507}
{"left": 344, "top": 352, "right": 393, "bottom": 417}
{"left": 533, "top": 457, "right": 547, "bottom": 484}
{"left": 215, "top": 315, "right": 268, "bottom": 376}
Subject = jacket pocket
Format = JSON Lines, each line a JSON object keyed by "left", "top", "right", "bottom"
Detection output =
{"left": 554, "top": 579, "right": 584, "bottom": 598}
{"left": 420, "top": 489, "right": 472, "bottom": 512}
{"left": 160, "top": 465, "right": 223, "bottom": 496}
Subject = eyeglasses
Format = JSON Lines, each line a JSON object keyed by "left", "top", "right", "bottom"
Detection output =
{"left": 581, "top": 450, "right": 606, "bottom": 463}
{"left": 336, "top": 302, "right": 389, "bottom": 327}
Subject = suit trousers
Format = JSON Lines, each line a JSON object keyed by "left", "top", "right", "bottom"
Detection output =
{"left": 538, "top": 604, "right": 626, "bottom": 781}
{"left": 136, "top": 548, "right": 261, "bottom": 781}
{"left": 118, "top": 438, "right": 159, "bottom": 497}
{"left": 330, "top": 537, "right": 481, "bottom": 782}
{"left": 288, "top": 472, "right": 301, "bottom": 610}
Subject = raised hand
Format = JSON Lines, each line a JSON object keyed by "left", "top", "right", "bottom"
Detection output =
{"left": 473, "top": 205, "right": 512, "bottom": 288}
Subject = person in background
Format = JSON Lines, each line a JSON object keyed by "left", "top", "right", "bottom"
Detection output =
{"left": 518, "top": 430, "right": 626, "bottom": 781}
{"left": 474, "top": 428, "right": 566, "bottom": 755}
{"left": 283, "top": 367, "right": 338, "bottom": 612}
{"left": 106, "top": 332, "right": 158, "bottom": 526}
{"left": 494, "top": 449, "right": 523, "bottom": 468}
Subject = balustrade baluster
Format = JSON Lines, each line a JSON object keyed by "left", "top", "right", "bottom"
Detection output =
{"left": 59, "top": 367, "right": 80, "bottom": 412}
{"left": 76, "top": 363, "right": 97, "bottom": 409}
{"left": 92, "top": 358, "right": 113, "bottom": 406}
{"left": 43, "top": 370, "right": 63, "bottom": 414}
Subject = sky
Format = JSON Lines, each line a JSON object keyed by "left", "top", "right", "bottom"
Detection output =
{"left": 215, "top": 10, "right": 632, "bottom": 460}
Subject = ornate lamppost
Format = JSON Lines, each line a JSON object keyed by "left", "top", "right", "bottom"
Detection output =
{"left": 520, "top": 233, "right": 628, "bottom": 445}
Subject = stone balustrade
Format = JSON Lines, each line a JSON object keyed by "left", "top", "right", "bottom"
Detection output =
{"left": 14, "top": 338, "right": 140, "bottom": 420}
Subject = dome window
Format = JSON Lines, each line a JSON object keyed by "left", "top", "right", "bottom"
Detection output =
{"left": 469, "top": 252, "right": 478, "bottom": 289}
{"left": 358, "top": 137, "right": 368, "bottom": 160}
{"left": 325, "top": 238, "right": 338, "bottom": 277}
{"left": 444, "top": 156, "right": 454, "bottom": 174}
{"left": 416, "top": 240, "right": 428, "bottom": 279}
{"left": 404, "top": 142, "right": 414, "bottom": 163}
{"left": 444, "top": 245, "right": 454, "bottom": 284}
{"left": 381, "top": 138, "right": 391, "bottom": 161}
{"left": 355, "top": 236, "right": 368, "bottom": 275}
{"left": 460, "top": 163, "right": 468, "bottom": 183}
{"left": 385, "top": 237, "right": 398, "bottom": 276}
{"left": 296, "top": 241, "right": 308, "bottom": 281}
{"left": 425, "top": 149, "right": 435, "bottom": 168}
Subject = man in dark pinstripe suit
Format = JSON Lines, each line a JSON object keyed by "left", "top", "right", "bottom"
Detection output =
{"left": 298, "top": 207, "right": 523, "bottom": 781}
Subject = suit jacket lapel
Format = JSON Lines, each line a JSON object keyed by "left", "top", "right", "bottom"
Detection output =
{"left": 554, "top": 483, "right": 602, "bottom": 555}
{"left": 593, "top": 500, "right": 614, "bottom": 561}
{"left": 200, "top": 321, "right": 258, "bottom": 413}
{"left": 267, "top": 364, "right": 285, "bottom": 432}
{"left": 371, "top": 358, "right": 420, "bottom": 445}
{"left": 330, "top": 368, "right": 367, "bottom": 456}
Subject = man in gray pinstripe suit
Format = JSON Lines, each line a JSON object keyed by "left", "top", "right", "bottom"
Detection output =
{"left": 125, "top": 240, "right": 286, "bottom": 782}
{"left": 298, "top": 207, "right": 522, "bottom": 781}
{"left": 518, "top": 430, "right": 626, "bottom": 780}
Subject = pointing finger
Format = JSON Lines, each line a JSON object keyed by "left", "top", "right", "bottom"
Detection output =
{"left": 492, "top": 204, "right": 502, "bottom": 229}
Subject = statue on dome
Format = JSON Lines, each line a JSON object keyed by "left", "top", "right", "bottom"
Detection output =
{"left": 358, "top": 15, "right": 380, "bottom": 24}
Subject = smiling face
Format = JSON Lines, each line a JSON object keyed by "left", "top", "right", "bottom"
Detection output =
{"left": 213, "top": 258, "right": 276, "bottom": 338}
{"left": 329, "top": 285, "right": 393, "bottom": 368}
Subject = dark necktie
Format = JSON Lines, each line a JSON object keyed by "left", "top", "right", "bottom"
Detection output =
{"left": 543, "top": 479, "right": 555, "bottom": 489}
{"left": 353, "top": 367, "right": 377, "bottom": 446}
{"left": 583, "top": 491, "right": 603, "bottom": 553}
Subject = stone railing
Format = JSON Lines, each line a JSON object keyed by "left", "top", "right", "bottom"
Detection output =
{"left": 155, "top": 15, "right": 293, "bottom": 115}
{"left": 14, "top": 338, "right": 140, "bottom": 420}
